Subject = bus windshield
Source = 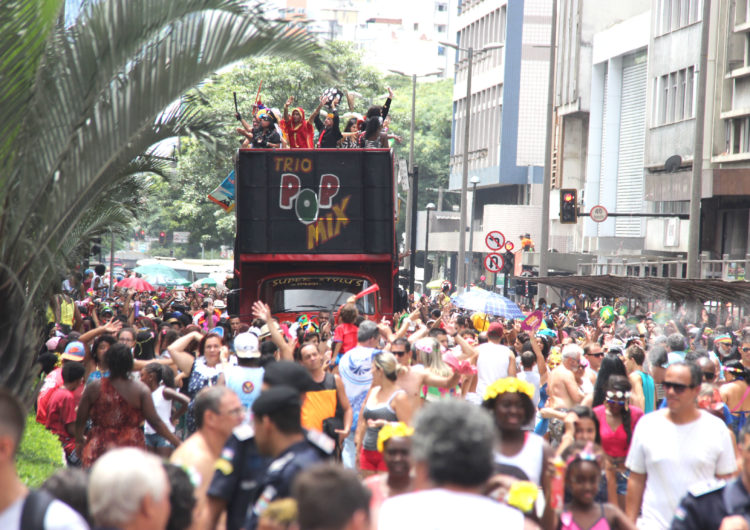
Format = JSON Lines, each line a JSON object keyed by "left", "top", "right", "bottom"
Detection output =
{"left": 262, "top": 276, "right": 376, "bottom": 315}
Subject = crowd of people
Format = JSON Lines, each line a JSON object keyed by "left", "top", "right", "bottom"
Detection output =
{"left": 235, "top": 88, "right": 402, "bottom": 150}
{"left": 4, "top": 271, "right": 750, "bottom": 529}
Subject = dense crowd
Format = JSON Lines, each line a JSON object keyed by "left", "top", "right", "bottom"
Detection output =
{"left": 4, "top": 271, "right": 750, "bottom": 529}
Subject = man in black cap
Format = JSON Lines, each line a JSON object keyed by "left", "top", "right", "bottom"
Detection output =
{"left": 244, "top": 384, "right": 334, "bottom": 529}
{"left": 205, "top": 362, "right": 332, "bottom": 530}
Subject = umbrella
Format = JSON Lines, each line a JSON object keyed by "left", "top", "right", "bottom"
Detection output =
{"left": 426, "top": 279, "right": 447, "bottom": 290}
{"left": 451, "top": 290, "right": 524, "bottom": 320}
{"left": 192, "top": 277, "right": 217, "bottom": 288}
{"left": 117, "top": 277, "right": 154, "bottom": 292}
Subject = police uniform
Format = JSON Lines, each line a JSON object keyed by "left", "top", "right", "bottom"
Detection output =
{"left": 206, "top": 423, "right": 270, "bottom": 530}
{"left": 244, "top": 430, "right": 334, "bottom": 529}
{"left": 672, "top": 478, "right": 750, "bottom": 529}
{"left": 244, "top": 386, "right": 334, "bottom": 530}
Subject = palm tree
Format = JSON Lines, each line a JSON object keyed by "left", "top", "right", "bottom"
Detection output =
{"left": 0, "top": 0, "right": 320, "bottom": 401}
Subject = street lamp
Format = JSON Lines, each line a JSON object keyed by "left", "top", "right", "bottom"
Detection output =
{"left": 388, "top": 69, "right": 442, "bottom": 295}
{"left": 425, "top": 202, "right": 436, "bottom": 283}
{"left": 439, "top": 40, "right": 504, "bottom": 294}
{"left": 467, "top": 175, "right": 480, "bottom": 290}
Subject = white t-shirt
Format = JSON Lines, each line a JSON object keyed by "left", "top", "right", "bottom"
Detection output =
{"left": 378, "top": 488, "right": 524, "bottom": 530}
{"left": 475, "top": 342, "right": 514, "bottom": 396}
{"left": 0, "top": 496, "right": 89, "bottom": 530}
{"left": 517, "top": 370, "right": 541, "bottom": 407}
{"left": 625, "top": 409, "right": 737, "bottom": 529}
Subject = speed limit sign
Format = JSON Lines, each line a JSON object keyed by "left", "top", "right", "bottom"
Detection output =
{"left": 590, "top": 205, "right": 608, "bottom": 223}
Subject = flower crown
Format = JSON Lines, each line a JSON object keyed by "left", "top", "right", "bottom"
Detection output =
{"left": 377, "top": 422, "right": 414, "bottom": 453}
{"left": 483, "top": 377, "right": 535, "bottom": 402}
{"left": 606, "top": 390, "right": 631, "bottom": 400}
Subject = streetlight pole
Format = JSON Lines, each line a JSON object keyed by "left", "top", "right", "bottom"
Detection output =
{"left": 468, "top": 175, "right": 480, "bottom": 291}
{"left": 539, "top": 0, "right": 557, "bottom": 300}
{"left": 686, "top": 0, "right": 711, "bottom": 279}
{"left": 440, "top": 41, "right": 503, "bottom": 294}
{"left": 389, "top": 69, "right": 441, "bottom": 294}
{"left": 425, "top": 202, "right": 436, "bottom": 283}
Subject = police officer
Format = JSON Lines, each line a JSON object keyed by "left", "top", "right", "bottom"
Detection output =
{"left": 245, "top": 385, "right": 333, "bottom": 529}
{"left": 672, "top": 422, "right": 750, "bottom": 529}
{"left": 206, "top": 362, "right": 329, "bottom": 530}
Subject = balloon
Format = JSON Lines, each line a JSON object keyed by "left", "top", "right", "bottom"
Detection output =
{"left": 472, "top": 312, "right": 490, "bottom": 332}
{"left": 600, "top": 306, "right": 616, "bottom": 324}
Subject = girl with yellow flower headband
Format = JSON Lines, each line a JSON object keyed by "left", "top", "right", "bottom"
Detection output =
{"left": 363, "top": 422, "right": 414, "bottom": 529}
{"left": 483, "top": 377, "right": 555, "bottom": 527}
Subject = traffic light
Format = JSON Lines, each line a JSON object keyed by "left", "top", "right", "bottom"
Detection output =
{"left": 502, "top": 242, "right": 515, "bottom": 275}
{"left": 159, "top": 231, "right": 166, "bottom": 245}
{"left": 560, "top": 189, "right": 578, "bottom": 224}
{"left": 140, "top": 229, "right": 146, "bottom": 240}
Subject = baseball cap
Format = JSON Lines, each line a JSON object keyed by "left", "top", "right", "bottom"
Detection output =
{"left": 234, "top": 332, "right": 260, "bottom": 359}
{"left": 46, "top": 337, "right": 61, "bottom": 352}
{"left": 487, "top": 322, "right": 504, "bottom": 337}
{"left": 61, "top": 341, "right": 85, "bottom": 361}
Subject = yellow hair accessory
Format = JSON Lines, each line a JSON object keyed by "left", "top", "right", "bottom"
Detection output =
{"left": 377, "top": 421, "right": 414, "bottom": 453}
{"left": 483, "top": 377, "right": 535, "bottom": 402}
{"left": 506, "top": 481, "right": 539, "bottom": 513}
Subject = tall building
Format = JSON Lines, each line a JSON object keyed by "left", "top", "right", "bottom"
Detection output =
{"left": 549, "top": 1, "right": 651, "bottom": 254}
{"left": 440, "top": 0, "right": 553, "bottom": 285}
{"left": 271, "top": 0, "right": 459, "bottom": 77}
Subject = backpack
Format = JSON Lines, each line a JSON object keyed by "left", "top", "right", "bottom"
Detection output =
{"left": 21, "top": 489, "right": 55, "bottom": 530}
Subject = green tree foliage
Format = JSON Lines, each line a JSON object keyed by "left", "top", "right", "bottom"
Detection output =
{"left": 147, "top": 44, "right": 453, "bottom": 255}
{"left": 0, "top": 0, "right": 319, "bottom": 401}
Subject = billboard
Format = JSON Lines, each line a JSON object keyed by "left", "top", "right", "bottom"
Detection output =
{"left": 236, "top": 149, "right": 395, "bottom": 255}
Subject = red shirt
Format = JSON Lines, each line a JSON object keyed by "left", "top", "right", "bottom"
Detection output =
{"left": 45, "top": 386, "right": 79, "bottom": 453}
{"left": 37, "top": 367, "right": 83, "bottom": 425}
{"left": 333, "top": 323, "right": 359, "bottom": 355}
{"left": 593, "top": 404, "right": 644, "bottom": 458}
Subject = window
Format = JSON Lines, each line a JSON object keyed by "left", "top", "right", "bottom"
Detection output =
{"left": 730, "top": 118, "right": 750, "bottom": 154}
{"left": 654, "top": 66, "right": 695, "bottom": 125}
{"left": 436, "top": 2, "right": 447, "bottom": 12}
{"left": 414, "top": 23, "right": 419, "bottom": 30}
{"left": 500, "top": 5, "right": 507, "bottom": 43}
{"left": 658, "top": 0, "right": 701, "bottom": 34}
{"left": 436, "top": 24, "right": 447, "bottom": 33}
{"left": 438, "top": 45, "right": 446, "bottom": 56}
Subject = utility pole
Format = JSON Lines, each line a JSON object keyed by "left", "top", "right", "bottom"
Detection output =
{"left": 687, "top": 0, "right": 711, "bottom": 279}
{"left": 457, "top": 47, "right": 473, "bottom": 294}
{"left": 539, "top": 0, "right": 557, "bottom": 297}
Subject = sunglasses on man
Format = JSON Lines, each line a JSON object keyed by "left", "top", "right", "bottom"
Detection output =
{"left": 662, "top": 381, "right": 697, "bottom": 393}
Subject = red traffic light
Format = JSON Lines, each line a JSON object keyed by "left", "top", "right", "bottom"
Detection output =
{"left": 160, "top": 231, "right": 166, "bottom": 237}
{"left": 563, "top": 193, "right": 574, "bottom": 202}
{"left": 140, "top": 230, "right": 145, "bottom": 235}
{"left": 505, "top": 241, "right": 515, "bottom": 251}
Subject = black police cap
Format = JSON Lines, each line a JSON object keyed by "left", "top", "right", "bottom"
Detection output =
{"left": 252, "top": 385, "right": 301, "bottom": 416}
{"left": 263, "top": 361, "right": 316, "bottom": 392}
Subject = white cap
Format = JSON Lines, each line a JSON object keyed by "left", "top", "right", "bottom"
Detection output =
{"left": 234, "top": 332, "right": 260, "bottom": 359}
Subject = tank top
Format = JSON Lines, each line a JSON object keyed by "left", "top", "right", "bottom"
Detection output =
{"left": 559, "top": 504, "right": 611, "bottom": 530}
{"left": 224, "top": 365, "right": 264, "bottom": 419}
{"left": 637, "top": 370, "right": 656, "bottom": 413}
{"left": 363, "top": 389, "right": 405, "bottom": 451}
{"left": 145, "top": 384, "right": 174, "bottom": 435}
{"left": 494, "top": 432, "right": 545, "bottom": 486}
{"left": 301, "top": 372, "right": 338, "bottom": 432}
{"left": 59, "top": 297, "right": 75, "bottom": 326}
